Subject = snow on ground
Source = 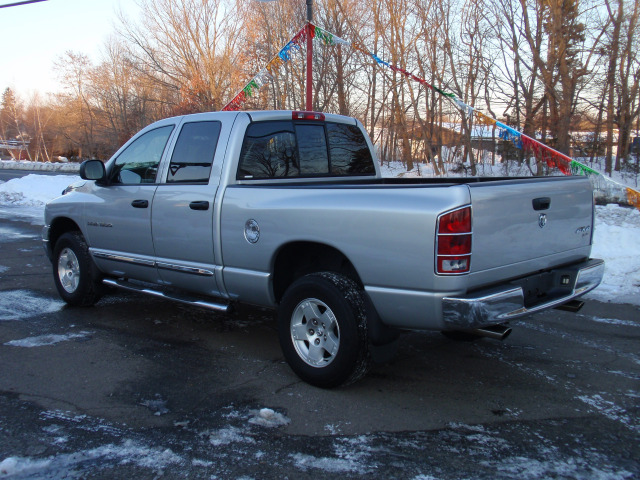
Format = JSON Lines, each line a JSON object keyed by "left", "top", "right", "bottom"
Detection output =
{"left": 0, "top": 169, "right": 638, "bottom": 305}
{"left": 140, "top": 394, "right": 171, "bottom": 416}
{"left": 3, "top": 331, "right": 91, "bottom": 348}
{"left": 0, "top": 440, "right": 182, "bottom": 478}
{"left": 0, "top": 290, "right": 65, "bottom": 321}
{"left": 1, "top": 407, "right": 633, "bottom": 478}
{"left": 587, "top": 205, "right": 640, "bottom": 304}
{"left": 248, "top": 408, "right": 291, "bottom": 428}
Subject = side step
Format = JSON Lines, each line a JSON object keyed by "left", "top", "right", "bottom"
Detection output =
{"left": 103, "top": 278, "right": 231, "bottom": 313}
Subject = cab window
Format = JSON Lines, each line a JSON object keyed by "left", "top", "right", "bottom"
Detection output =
{"left": 296, "top": 124, "right": 329, "bottom": 175}
{"left": 327, "top": 123, "right": 375, "bottom": 175}
{"left": 237, "top": 120, "right": 375, "bottom": 179}
{"left": 237, "top": 121, "right": 299, "bottom": 179}
{"left": 110, "top": 125, "right": 174, "bottom": 184}
{"left": 167, "top": 121, "right": 221, "bottom": 183}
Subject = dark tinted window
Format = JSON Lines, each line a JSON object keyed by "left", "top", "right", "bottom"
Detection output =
{"left": 327, "top": 123, "right": 375, "bottom": 175}
{"left": 238, "top": 121, "right": 299, "bottom": 179}
{"left": 237, "top": 120, "right": 375, "bottom": 179}
{"left": 296, "top": 124, "right": 329, "bottom": 175}
{"left": 167, "top": 121, "right": 221, "bottom": 183}
{"left": 110, "top": 125, "right": 174, "bottom": 184}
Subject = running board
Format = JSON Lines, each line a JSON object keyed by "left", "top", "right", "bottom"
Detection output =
{"left": 103, "top": 278, "right": 231, "bottom": 313}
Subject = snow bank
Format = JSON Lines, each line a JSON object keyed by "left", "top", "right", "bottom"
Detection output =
{"left": 0, "top": 174, "right": 81, "bottom": 207}
{"left": 0, "top": 159, "right": 80, "bottom": 173}
{"left": 586, "top": 205, "right": 640, "bottom": 305}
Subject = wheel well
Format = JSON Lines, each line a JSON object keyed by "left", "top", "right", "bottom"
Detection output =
{"left": 272, "top": 242, "right": 361, "bottom": 303}
{"left": 49, "top": 217, "right": 82, "bottom": 251}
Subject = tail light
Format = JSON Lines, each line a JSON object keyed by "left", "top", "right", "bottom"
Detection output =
{"left": 292, "top": 111, "right": 325, "bottom": 121}
{"left": 436, "top": 206, "right": 472, "bottom": 274}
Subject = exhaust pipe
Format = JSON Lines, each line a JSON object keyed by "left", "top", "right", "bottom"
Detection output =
{"left": 471, "top": 324, "right": 512, "bottom": 341}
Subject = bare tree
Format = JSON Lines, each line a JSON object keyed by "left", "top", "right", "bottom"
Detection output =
{"left": 25, "top": 92, "right": 53, "bottom": 162}
{"left": 117, "top": 0, "right": 246, "bottom": 112}
{"left": 614, "top": 0, "right": 640, "bottom": 169}
{"left": 90, "top": 38, "right": 169, "bottom": 149}
{"left": 54, "top": 51, "right": 98, "bottom": 158}
{"left": 518, "top": 0, "right": 591, "bottom": 154}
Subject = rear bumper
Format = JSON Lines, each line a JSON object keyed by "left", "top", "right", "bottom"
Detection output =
{"left": 441, "top": 258, "right": 605, "bottom": 329}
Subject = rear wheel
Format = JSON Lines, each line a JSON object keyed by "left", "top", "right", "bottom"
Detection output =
{"left": 53, "top": 231, "right": 102, "bottom": 306}
{"left": 278, "top": 272, "right": 371, "bottom": 388}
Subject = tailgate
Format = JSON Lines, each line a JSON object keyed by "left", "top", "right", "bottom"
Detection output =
{"left": 469, "top": 176, "right": 594, "bottom": 273}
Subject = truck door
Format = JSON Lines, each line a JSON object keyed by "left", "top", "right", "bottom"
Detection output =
{"left": 151, "top": 119, "right": 224, "bottom": 296}
{"left": 86, "top": 123, "right": 175, "bottom": 283}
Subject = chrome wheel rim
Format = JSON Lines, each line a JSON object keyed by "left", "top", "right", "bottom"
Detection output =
{"left": 290, "top": 298, "right": 340, "bottom": 368}
{"left": 58, "top": 248, "right": 80, "bottom": 293}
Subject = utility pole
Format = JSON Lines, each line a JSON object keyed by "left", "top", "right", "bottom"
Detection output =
{"left": 0, "top": 0, "right": 48, "bottom": 9}
{"left": 306, "top": 0, "right": 313, "bottom": 111}
{"left": 257, "top": 0, "right": 314, "bottom": 110}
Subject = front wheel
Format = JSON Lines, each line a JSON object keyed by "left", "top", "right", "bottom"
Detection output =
{"left": 278, "top": 272, "right": 371, "bottom": 388}
{"left": 53, "top": 231, "right": 102, "bottom": 306}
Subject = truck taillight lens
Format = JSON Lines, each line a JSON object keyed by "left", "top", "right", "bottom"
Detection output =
{"left": 292, "top": 111, "right": 325, "bottom": 121}
{"left": 437, "top": 234, "right": 471, "bottom": 255}
{"left": 438, "top": 207, "right": 470, "bottom": 234}
{"left": 436, "top": 206, "right": 472, "bottom": 274}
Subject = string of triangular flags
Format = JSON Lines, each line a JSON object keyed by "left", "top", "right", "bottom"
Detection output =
{"left": 221, "top": 23, "right": 640, "bottom": 211}
{"left": 222, "top": 24, "right": 347, "bottom": 112}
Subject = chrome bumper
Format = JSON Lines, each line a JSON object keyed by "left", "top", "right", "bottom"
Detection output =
{"left": 441, "top": 258, "right": 605, "bottom": 329}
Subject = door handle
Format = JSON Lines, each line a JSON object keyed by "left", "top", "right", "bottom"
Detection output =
{"left": 189, "top": 201, "right": 210, "bottom": 211}
{"left": 532, "top": 197, "right": 551, "bottom": 211}
{"left": 131, "top": 199, "right": 149, "bottom": 208}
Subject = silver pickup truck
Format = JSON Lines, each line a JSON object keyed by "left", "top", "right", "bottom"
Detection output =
{"left": 43, "top": 110, "right": 604, "bottom": 387}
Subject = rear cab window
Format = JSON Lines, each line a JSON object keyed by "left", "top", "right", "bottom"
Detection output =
{"left": 237, "top": 120, "right": 375, "bottom": 180}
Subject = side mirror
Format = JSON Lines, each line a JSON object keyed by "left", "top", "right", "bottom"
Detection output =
{"left": 80, "top": 159, "right": 106, "bottom": 183}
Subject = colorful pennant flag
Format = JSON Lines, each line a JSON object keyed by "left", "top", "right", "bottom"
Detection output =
{"left": 220, "top": 22, "right": 640, "bottom": 211}
{"left": 222, "top": 23, "right": 350, "bottom": 112}
{"left": 342, "top": 31, "right": 640, "bottom": 210}
{"left": 222, "top": 24, "right": 310, "bottom": 111}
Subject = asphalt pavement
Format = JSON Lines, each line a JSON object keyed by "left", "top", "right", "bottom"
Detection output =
{"left": 0, "top": 180, "right": 638, "bottom": 479}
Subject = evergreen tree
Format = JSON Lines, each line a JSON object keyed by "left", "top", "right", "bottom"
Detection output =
{"left": 1, "top": 87, "right": 19, "bottom": 140}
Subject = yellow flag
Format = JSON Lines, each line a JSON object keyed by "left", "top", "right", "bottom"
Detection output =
{"left": 627, "top": 187, "right": 640, "bottom": 211}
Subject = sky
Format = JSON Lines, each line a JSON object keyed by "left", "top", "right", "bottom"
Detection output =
{"left": 0, "top": 0, "right": 139, "bottom": 98}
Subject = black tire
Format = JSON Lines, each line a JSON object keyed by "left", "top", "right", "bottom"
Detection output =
{"left": 278, "top": 272, "right": 371, "bottom": 388}
{"left": 52, "top": 231, "right": 103, "bottom": 306}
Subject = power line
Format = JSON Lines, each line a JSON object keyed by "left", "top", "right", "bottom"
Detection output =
{"left": 0, "top": 0, "right": 48, "bottom": 9}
